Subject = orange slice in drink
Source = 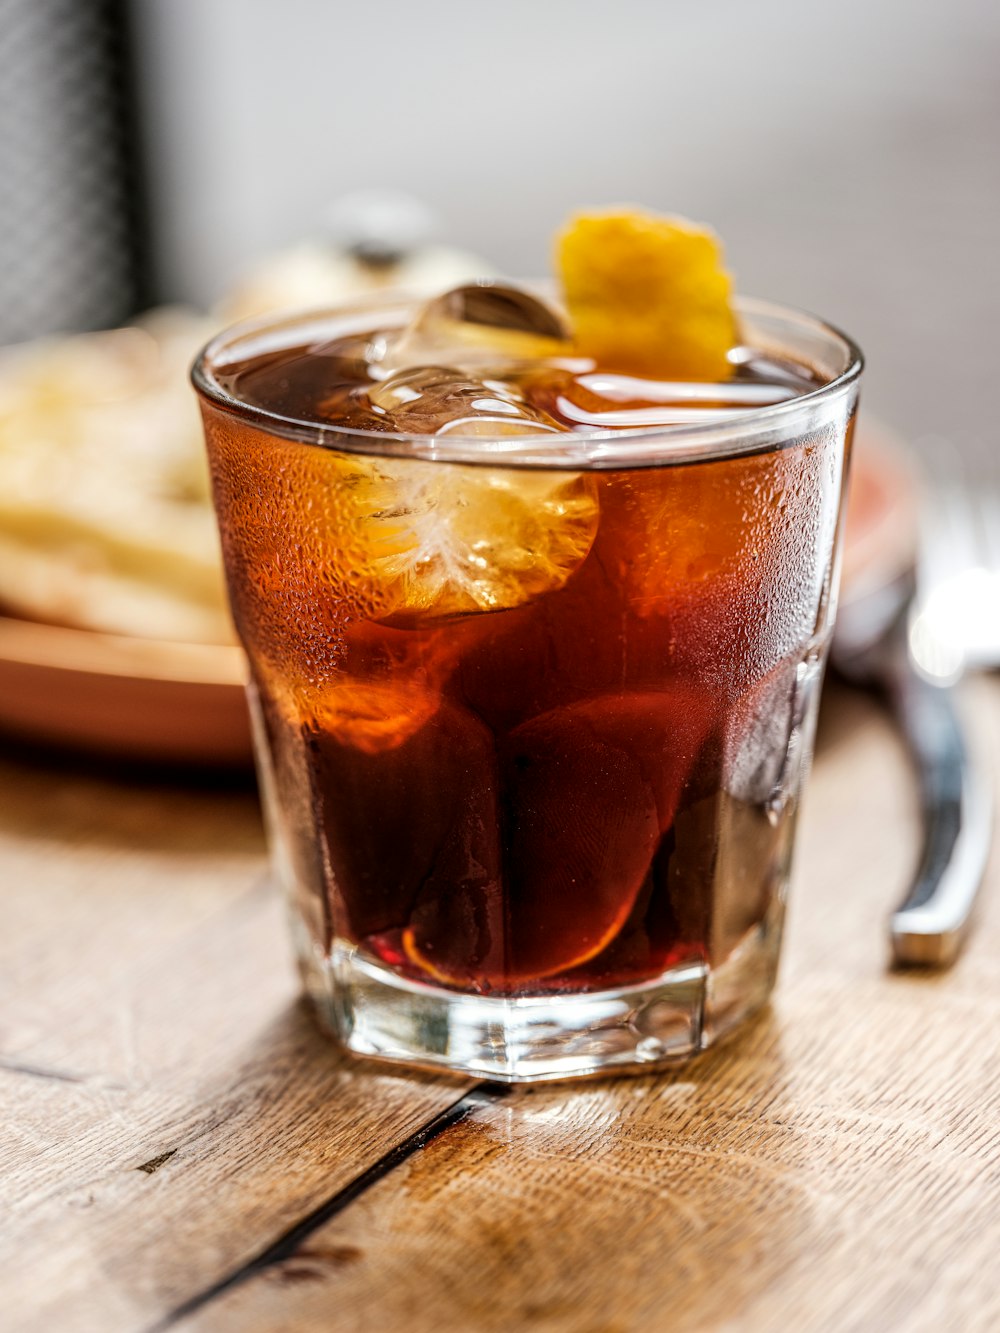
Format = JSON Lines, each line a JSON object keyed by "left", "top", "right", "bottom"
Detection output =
{"left": 400, "top": 707, "right": 661, "bottom": 990}
{"left": 328, "top": 451, "right": 599, "bottom": 621}
{"left": 556, "top": 208, "right": 737, "bottom": 380}
{"left": 499, "top": 690, "right": 716, "bottom": 981}
{"left": 399, "top": 688, "right": 718, "bottom": 988}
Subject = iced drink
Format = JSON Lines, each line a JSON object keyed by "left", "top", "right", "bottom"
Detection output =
{"left": 193, "top": 213, "right": 861, "bottom": 1079}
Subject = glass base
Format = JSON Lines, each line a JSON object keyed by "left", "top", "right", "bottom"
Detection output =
{"left": 298, "top": 905, "right": 783, "bottom": 1082}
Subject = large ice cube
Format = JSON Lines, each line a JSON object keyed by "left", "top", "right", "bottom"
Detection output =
{"left": 365, "top": 365, "right": 563, "bottom": 437}
{"left": 382, "top": 280, "right": 572, "bottom": 376}
{"left": 724, "top": 659, "right": 800, "bottom": 807}
{"left": 312, "top": 696, "right": 502, "bottom": 949}
{"left": 316, "top": 282, "right": 575, "bottom": 436}
{"left": 724, "top": 650, "right": 823, "bottom": 813}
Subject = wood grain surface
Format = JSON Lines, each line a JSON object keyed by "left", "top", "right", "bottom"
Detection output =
{"left": 2, "top": 680, "right": 999, "bottom": 1333}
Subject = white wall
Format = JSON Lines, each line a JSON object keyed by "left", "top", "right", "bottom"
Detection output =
{"left": 132, "top": 0, "right": 1000, "bottom": 445}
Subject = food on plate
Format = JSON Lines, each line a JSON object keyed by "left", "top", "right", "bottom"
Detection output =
{"left": 0, "top": 223, "right": 488, "bottom": 643}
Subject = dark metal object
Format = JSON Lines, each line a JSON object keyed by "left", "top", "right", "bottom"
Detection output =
{"left": 833, "top": 572, "right": 992, "bottom": 966}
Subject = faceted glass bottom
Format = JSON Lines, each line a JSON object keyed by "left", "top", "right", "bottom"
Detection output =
{"left": 297, "top": 903, "right": 784, "bottom": 1082}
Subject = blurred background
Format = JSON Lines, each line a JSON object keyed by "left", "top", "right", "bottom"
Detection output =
{"left": 0, "top": 0, "right": 997, "bottom": 762}
{"left": 3, "top": 0, "right": 998, "bottom": 442}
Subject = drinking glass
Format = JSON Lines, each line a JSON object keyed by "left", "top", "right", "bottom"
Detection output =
{"left": 193, "top": 297, "right": 861, "bottom": 1081}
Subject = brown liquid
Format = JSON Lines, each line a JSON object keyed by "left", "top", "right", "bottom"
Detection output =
{"left": 216, "top": 326, "right": 820, "bottom": 435}
{"left": 204, "top": 325, "right": 845, "bottom": 995}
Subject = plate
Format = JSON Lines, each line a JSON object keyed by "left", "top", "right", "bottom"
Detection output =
{"left": 0, "top": 618, "right": 249, "bottom": 766}
{"left": 841, "top": 422, "right": 919, "bottom": 605}
{"left": 0, "top": 424, "right": 919, "bottom": 767}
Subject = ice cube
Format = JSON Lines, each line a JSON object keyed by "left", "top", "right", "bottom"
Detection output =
{"left": 381, "top": 281, "right": 572, "bottom": 375}
{"left": 724, "top": 659, "right": 801, "bottom": 807}
{"left": 313, "top": 696, "right": 502, "bottom": 947}
{"left": 498, "top": 690, "right": 716, "bottom": 980}
{"left": 414, "top": 281, "right": 570, "bottom": 342}
{"left": 365, "top": 365, "right": 563, "bottom": 436}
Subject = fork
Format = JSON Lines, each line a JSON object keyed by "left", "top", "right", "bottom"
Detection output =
{"left": 890, "top": 437, "right": 998, "bottom": 964}
{"left": 909, "top": 438, "right": 1000, "bottom": 679}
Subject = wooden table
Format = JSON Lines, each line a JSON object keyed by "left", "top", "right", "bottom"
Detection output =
{"left": 3, "top": 678, "right": 999, "bottom": 1333}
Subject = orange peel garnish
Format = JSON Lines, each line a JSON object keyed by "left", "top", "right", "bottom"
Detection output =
{"left": 556, "top": 208, "right": 737, "bottom": 381}
{"left": 401, "top": 926, "right": 472, "bottom": 988}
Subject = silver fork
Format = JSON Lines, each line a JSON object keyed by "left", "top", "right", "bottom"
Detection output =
{"left": 910, "top": 439, "right": 1000, "bottom": 678}
{"left": 890, "top": 438, "right": 998, "bottom": 964}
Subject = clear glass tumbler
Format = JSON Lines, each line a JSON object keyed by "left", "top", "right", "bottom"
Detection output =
{"left": 193, "top": 297, "right": 861, "bottom": 1081}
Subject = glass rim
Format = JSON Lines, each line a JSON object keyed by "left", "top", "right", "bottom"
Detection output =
{"left": 191, "top": 293, "right": 863, "bottom": 469}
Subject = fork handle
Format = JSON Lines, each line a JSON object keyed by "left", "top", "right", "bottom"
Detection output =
{"left": 885, "top": 651, "right": 992, "bottom": 966}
